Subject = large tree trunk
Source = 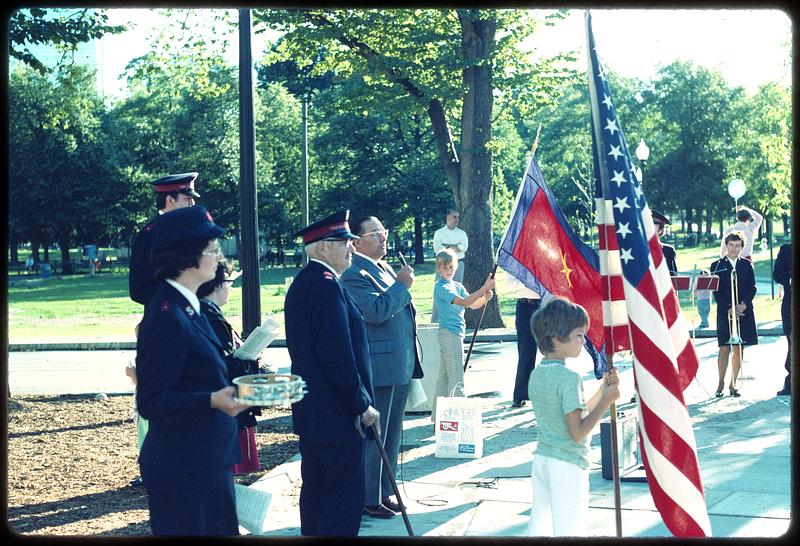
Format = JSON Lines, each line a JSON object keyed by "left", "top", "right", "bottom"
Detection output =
{"left": 9, "top": 237, "right": 18, "bottom": 265}
{"left": 31, "top": 241, "right": 40, "bottom": 264}
{"left": 58, "top": 235, "right": 73, "bottom": 274}
{"left": 457, "top": 11, "right": 502, "bottom": 329}
{"left": 413, "top": 216, "right": 425, "bottom": 265}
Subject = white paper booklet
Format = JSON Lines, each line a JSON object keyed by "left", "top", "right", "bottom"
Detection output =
{"left": 232, "top": 315, "right": 282, "bottom": 361}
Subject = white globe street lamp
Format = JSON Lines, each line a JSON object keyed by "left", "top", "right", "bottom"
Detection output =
{"left": 635, "top": 138, "right": 650, "bottom": 183}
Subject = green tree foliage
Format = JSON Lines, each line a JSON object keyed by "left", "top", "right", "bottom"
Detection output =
{"left": 641, "top": 61, "right": 742, "bottom": 237}
{"left": 9, "top": 7, "right": 125, "bottom": 73}
{"left": 728, "top": 83, "right": 792, "bottom": 219}
{"left": 252, "top": 8, "right": 572, "bottom": 327}
{"left": 112, "top": 12, "right": 241, "bottom": 239}
{"left": 9, "top": 64, "right": 118, "bottom": 272}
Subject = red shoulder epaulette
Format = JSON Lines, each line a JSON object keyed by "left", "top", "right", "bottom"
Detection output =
{"left": 143, "top": 221, "right": 156, "bottom": 232}
{"left": 160, "top": 300, "right": 170, "bottom": 311}
{"left": 323, "top": 271, "right": 335, "bottom": 280}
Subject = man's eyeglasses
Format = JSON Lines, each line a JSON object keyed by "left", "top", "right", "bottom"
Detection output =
{"left": 360, "top": 229, "right": 388, "bottom": 240}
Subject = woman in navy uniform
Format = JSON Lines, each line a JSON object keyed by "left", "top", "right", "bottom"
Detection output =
{"left": 135, "top": 205, "right": 252, "bottom": 535}
{"left": 284, "top": 210, "right": 380, "bottom": 536}
{"left": 710, "top": 231, "right": 757, "bottom": 398}
{"left": 198, "top": 261, "right": 265, "bottom": 474}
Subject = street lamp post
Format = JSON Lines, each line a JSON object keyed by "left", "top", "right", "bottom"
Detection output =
{"left": 635, "top": 138, "right": 650, "bottom": 184}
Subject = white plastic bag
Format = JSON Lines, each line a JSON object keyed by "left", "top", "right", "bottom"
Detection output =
{"left": 434, "top": 392, "right": 483, "bottom": 459}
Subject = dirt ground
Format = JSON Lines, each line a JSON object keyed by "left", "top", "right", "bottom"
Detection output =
{"left": 6, "top": 394, "right": 298, "bottom": 536}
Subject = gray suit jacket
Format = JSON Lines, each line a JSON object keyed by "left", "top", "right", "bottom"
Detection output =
{"left": 341, "top": 253, "right": 422, "bottom": 387}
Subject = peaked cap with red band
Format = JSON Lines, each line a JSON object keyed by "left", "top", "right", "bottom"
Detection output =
{"left": 651, "top": 210, "right": 671, "bottom": 226}
{"left": 295, "top": 210, "right": 359, "bottom": 245}
{"left": 151, "top": 172, "right": 201, "bottom": 198}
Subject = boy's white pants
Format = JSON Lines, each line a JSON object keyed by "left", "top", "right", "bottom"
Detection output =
{"left": 527, "top": 453, "right": 589, "bottom": 536}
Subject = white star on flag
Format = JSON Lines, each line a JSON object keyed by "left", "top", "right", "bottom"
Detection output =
{"left": 620, "top": 247, "right": 634, "bottom": 264}
{"left": 602, "top": 94, "right": 613, "bottom": 108}
{"left": 608, "top": 145, "right": 623, "bottom": 160}
{"left": 616, "top": 222, "right": 632, "bottom": 239}
{"left": 604, "top": 118, "right": 619, "bottom": 135}
{"left": 611, "top": 170, "right": 627, "bottom": 186}
{"left": 613, "top": 196, "right": 630, "bottom": 213}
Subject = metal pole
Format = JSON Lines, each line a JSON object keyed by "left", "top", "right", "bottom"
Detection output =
{"left": 768, "top": 216, "right": 775, "bottom": 298}
{"left": 238, "top": 9, "right": 261, "bottom": 336}
{"left": 301, "top": 97, "right": 310, "bottom": 266}
{"left": 463, "top": 263, "right": 498, "bottom": 372}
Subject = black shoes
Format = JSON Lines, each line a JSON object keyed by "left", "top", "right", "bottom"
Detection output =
{"left": 363, "top": 504, "right": 396, "bottom": 519}
{"left": 129, "top": 476, "right": 144, "bottom": 487}
{"left": 510, "top": 400, "right": 526, "bottom": 408}
{"left": 714, "top": 390, "right": 724, "bottom": 398}
{"left": 382, "top": 496, "right": 401, "bottom": 512}
{"left": 777, "top": 389, "right": 791, "bottom": 396}
{"left": 729, "top": 386, "right": 741, "bottom": 397}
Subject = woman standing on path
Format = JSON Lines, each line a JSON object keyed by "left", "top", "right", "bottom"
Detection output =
{"left": 135, "top": 205, "right": 251, "bottom": 536}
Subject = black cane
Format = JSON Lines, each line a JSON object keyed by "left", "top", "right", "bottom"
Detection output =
{"left": 463, "top": 263, "right": 498, "bottom": 372}
{"left": 369, "top": 424, "right": 415, "bottom": 536}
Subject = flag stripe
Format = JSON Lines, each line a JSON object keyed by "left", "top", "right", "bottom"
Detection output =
{"left": 585, "top": 10, "right": 709, "bottom": 537}
{"left": 639, "top": 441, "right": 710, "bottom": 537}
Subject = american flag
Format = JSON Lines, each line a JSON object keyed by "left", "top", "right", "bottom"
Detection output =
{"left": 585, "top": 12, "right": 711, "bottom": 537}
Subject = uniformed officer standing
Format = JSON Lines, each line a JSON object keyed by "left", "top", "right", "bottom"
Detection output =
{"left": 135, "top": 205, "right": 251, "bottom": 535}
{"left": 652, "top": 210, "right": 678, "bottom": 275}
{"left": 284, "top": 210, "right": 380, "bottom": 537}
{"left": 126, "top": 172, "right": 202, "bottom": 488}
{"left": 129, "top": 172, "right": 201, "bottom": 306}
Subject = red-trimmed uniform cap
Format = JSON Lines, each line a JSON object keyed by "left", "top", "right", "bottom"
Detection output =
{"left": 295, "top": 210, "right": 359, "bottom": 245}
{"left": 151, "top": 205, "right": 225, "bottom": 253}
{"left": 651, "top": 210, "right": 671, "bottom": 225}
{"left": 151, "top": 172, "right": 201, "bottom": 198}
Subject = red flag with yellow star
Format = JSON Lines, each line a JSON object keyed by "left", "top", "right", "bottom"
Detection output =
{"left": 498, "top": 154, "right": 613, "bottom": 377}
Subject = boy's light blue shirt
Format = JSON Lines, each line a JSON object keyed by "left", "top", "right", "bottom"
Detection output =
{"left": 434, "top": 278, "right": 468, "bottom": 336}
{"left": 529, "top": 358, "right": 590, "bottom": 469}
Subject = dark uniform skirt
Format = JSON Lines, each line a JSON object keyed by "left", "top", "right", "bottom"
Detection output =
{"left": 715, "top": 303, "right": 758, "bottom": 347}
{"left": 141, "top": 464, "right": 239, "bottom": 536}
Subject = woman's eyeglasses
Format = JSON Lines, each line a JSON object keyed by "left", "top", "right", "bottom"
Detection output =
{"left": 202, "top": 247, "right": 223, "bottom": 257}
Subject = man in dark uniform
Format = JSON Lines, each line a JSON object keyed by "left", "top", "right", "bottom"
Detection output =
{"left": 284, "top": 210, "right": 381, "bottom": 536}
{"left": 652, "top": 210, "right": 678, "bottom": 275}
{"left": 127, "top": 172, "right": 201, "bottom": 488}
{"left": 129, "top": 172, "right": 201, "bottom": 306}
{"left": 773, "top": 242, "right": 792, "bottom": 396}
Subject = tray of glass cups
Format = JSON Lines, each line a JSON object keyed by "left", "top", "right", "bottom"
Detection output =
{"left": 233, "top": 374, "right": 308, "bottom": 406}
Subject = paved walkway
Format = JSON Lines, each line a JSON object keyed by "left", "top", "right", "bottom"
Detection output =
{"left": 249, "top": 335, "right": 792, "bottom": 538}
{"left": 7, "top": 333, "right": 792, "bottom": 538}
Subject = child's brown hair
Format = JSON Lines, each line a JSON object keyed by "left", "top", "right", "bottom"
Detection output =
{"left": 531, "top": 297, "right": 589, "bottom": 354}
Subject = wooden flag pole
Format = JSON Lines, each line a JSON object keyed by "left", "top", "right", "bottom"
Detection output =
{"left": 607, "top": 355, "right": 623, "bottom": 537}
{"left": 463, "top": 263, "right": 498, "bottom": 372}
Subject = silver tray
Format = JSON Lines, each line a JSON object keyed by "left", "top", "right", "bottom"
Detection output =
{"left": 233, "top": 373, "right": 307, "bottom": 406}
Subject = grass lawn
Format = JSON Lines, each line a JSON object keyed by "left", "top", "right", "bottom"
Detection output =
{"left": 7, "top": 244, "right": 783, "bottom": 343}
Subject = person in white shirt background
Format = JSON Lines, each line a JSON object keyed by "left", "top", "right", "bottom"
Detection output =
{"left": 719, "top": 205, "right": 762, "bottom": 260}
{"left": 431, "top": 209, "right": 468, "bottom": 323}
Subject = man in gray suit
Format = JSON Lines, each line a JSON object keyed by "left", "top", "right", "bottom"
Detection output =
{"left": 342, "top": 216, "right": 423, "bottom": 519}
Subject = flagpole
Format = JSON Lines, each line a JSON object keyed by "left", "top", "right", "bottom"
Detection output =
{"left": 464, "top": 127, "right": 543, "bottom": 373}
{"left": 585, "top": 10, "right": 622, "bottom": 537}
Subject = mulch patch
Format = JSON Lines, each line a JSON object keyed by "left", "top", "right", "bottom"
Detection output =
{"left": 7, "top": 393, "right": 298, "bottom": 536}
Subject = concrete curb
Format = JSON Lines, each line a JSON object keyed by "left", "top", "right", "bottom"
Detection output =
{"left": 7, "top": 324, "right": 785, "bottom": 352}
